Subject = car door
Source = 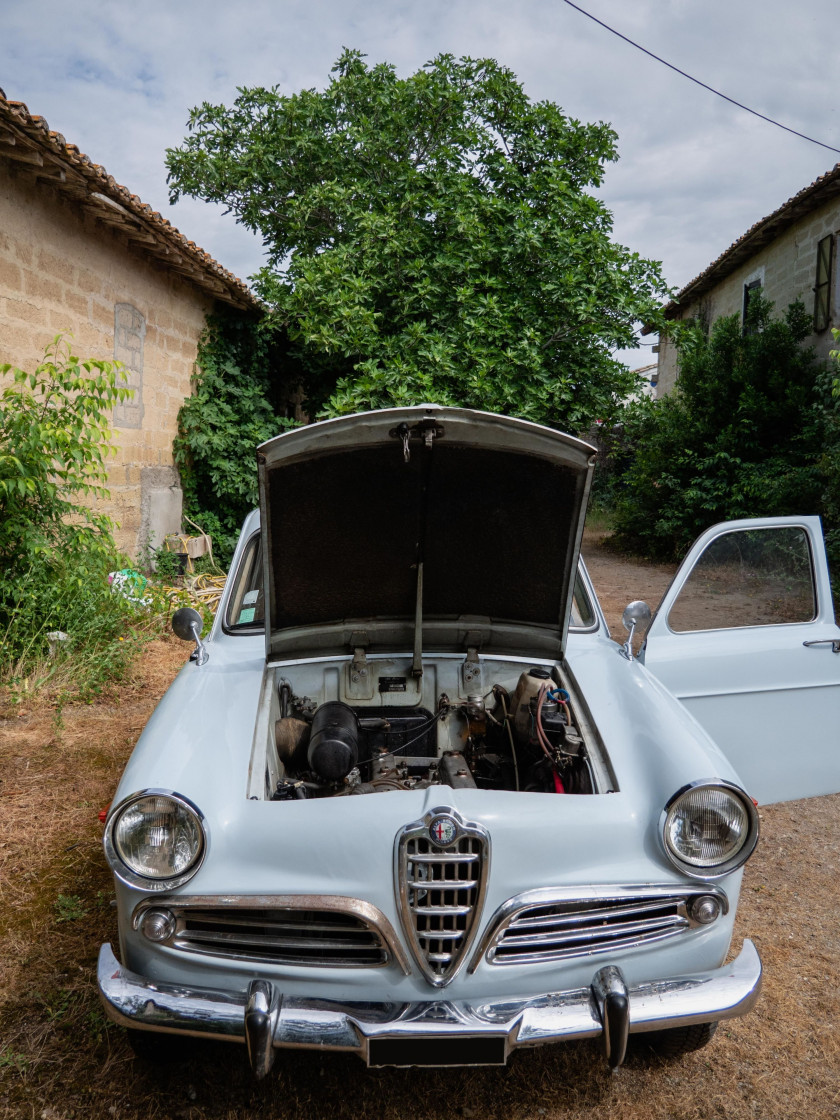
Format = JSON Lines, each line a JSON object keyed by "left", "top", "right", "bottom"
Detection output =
{"left": 640, "top": 516, "right": 840, "bottom": 805}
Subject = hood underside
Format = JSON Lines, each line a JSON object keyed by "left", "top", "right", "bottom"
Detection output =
{"left": 258, "top": 406, "right": 595, "bottom": 661}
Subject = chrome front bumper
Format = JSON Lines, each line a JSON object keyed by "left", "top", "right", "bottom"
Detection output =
{"left": 98, "top": 939, "right": 761, "bottom": 1076}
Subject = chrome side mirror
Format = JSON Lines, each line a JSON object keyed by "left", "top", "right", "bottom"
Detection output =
{"left": 621, "top": 600, "right": 651, "bottom": 662}
{"left": 172, "top": 606, "right": 208, "bottom": 666}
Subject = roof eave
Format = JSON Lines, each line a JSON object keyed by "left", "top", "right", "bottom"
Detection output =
{"left": 641, "top": 160, "right": 840, "bottom": 333}
{"left": 0, "top": 94, "right": 261, "bottom": 312}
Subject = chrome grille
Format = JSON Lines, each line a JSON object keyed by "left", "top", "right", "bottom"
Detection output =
{"left": 396, "top": 808, "right": 489, "bottom": 987}
{"left": 175, "top": 907, "right": 388, "bottom": 966}
{"left": 132, "top": 895, "right": 410, "bottom": 972}
{"left": 473, "top": 886, "right": 728, "bottom": 969}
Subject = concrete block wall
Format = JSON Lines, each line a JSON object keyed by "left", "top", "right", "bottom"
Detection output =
{"left": 0, "top": 161, "right": 214, "bottom": 558}
{"left": 657, "top": 195, "right": 840, "bottom": 395}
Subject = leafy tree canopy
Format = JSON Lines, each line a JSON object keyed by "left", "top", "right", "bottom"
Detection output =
{"left": 167, "top": 50, "right": 669, "bottom": 429}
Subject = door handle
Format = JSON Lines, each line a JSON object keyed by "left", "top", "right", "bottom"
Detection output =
{"left": 803, "top": 639, "right": 840, "bottom": 652}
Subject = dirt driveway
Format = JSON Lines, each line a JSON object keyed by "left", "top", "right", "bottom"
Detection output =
{"left": 0, "top": 537, "right": 838, "bottom": 1120}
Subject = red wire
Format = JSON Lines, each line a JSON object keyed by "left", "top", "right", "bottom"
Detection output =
{"left": 536, "top": 683, "right": 566, "bottom": 794}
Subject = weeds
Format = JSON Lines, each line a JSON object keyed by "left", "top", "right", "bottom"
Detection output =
{"left": 54, "top": 894, "right": 87, "bottom": 923}
{"left": 0, "top": 1047, "right": 28, "bottom": 1075}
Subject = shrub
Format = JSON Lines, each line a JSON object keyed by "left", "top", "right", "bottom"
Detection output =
{"left": 0, "top": 337, "right": 144, "bottom": 696}
{"left": 609, "top": 298, "right": 829, "bottom": 563}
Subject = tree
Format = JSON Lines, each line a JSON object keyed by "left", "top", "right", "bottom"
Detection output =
{"left": 167, "top": 50, "right": 668, "bottom": 430}
{"left": 609, "top": 298, "right": 829, "bottom": 560}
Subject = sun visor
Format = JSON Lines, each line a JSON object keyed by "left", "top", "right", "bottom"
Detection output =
{"left": 258, "top": 406, "right": 595, "bottom": 661}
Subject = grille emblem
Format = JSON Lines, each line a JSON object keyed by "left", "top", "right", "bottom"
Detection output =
{"left": 395, "top": 807, "right": 490, "bottom": 987}
{"left": 429, "top": 815, "right": 457, "bottom": 847}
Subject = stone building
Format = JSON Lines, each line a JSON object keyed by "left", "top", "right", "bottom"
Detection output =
{"left": 649, "top": 164, "right": 840, "bottom": 394}
{"left": 0, "top": 92, "right": 261, "bottom": 558}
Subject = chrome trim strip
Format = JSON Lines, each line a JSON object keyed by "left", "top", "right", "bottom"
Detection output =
{"left": 131, "top": 894, "right": 412, "bottom": 976}
{"left": 469, "top": 884, "right": 728, "bottom": 972}
{"left": 98, "top": 938, "right": 762, "bottom": 1062}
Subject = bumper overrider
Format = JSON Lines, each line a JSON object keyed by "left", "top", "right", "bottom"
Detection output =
{"left": 98, "top": 938, "right": 761, "bottom": 1077}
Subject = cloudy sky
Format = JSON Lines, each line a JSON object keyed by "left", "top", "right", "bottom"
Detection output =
{"left": 4, "top": 0, "right": 839, "bottom": 368}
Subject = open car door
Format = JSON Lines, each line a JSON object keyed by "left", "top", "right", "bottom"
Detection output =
{"left": 640, "top": 516, "right": 840, "bottom": 805}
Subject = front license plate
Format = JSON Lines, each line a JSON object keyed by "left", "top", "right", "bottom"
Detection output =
{"left": 367, "top": 1036, "right": 508, "bottom": 1067}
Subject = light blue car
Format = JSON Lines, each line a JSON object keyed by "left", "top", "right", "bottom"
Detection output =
{"left": 98, "top": 406, "right": 840, "bottom": 1077}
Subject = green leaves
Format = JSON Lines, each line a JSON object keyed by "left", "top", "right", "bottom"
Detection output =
{"left": 173, "top": 314, "right": 297, "bottom": 564}
{"left": 0, "top": 336, "right": 141, "bottom": 684}
{"left": 167, "top": 51, "right": 669, "bottom": 432}
{"left": 0, "top": 337, "right": 129, "bottom": 577}
{"left": 609, "top": 298, "right": 833, "bottom": 562}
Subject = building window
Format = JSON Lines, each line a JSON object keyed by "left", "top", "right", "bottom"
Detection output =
{"left": 813, "top": 235, "right": 833, "bottom": 333}
{"left": 742, "top": 278, "right": 762, "bottom": 336}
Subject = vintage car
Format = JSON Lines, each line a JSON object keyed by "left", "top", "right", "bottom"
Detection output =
{"left": 97, "top": 406, "right": 840, "bottom": 1076}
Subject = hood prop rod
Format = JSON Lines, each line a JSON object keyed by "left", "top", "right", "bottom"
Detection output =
{"left": 411, "top": 561, "right": 424, "bottom": 679}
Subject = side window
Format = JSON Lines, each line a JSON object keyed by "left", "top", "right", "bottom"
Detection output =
{"left": 225, "top": 535, "right": 265, "bottom": 630}
{"left": 570, "top": 571, "right": 596, "bottom": 628}
{"left": 814, "top": 234, "right": 833, "bottom": 332}
{"left": 742, "top": 279, "right": 762, "bottom": 336}
{"left": 667, "top": 526, "right": 815, "bottom": 633}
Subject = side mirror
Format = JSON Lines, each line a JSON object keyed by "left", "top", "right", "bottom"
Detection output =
{"left": 621, "top": 600, "right": 651, "bottom": 662}
{"left": 172, "top": 607, "right": 208, "bottom": 666}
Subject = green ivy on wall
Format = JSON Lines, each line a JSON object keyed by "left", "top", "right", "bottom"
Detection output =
{"left": 174, "top": 312, "right": 299, "bottom": 566}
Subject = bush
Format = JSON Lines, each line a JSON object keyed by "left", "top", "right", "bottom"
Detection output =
{"left": 609, "top": 298, "right": 829, "bottom": 563}
{"left": 0, "top": 337, "right": 146, "bottom": 697}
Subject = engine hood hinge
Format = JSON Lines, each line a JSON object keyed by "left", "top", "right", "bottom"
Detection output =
{"left": 461, "top": 645, "right": 482, "bottom": 691}
{"left": 346, "top": 637, "right": 374, "bottom": 699}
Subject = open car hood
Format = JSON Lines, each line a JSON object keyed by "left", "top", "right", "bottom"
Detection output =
{"left": 258, "top": 406, "right": 595, "bottom": 662}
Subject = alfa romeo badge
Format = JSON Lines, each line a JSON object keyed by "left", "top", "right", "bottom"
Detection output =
{"left": 429, "top": 815, "right": 457, "bottom": 847}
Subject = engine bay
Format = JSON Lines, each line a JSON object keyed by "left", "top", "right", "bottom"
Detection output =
{"left": 255, "top": 659, "right": 601, "bottom": 801}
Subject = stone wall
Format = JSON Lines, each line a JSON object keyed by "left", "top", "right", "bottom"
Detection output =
{"left": 0, "top": 160, "right": 214, "bottom": 558}
{"left": 657, "top": 196, "right": 840, "bottom": 394}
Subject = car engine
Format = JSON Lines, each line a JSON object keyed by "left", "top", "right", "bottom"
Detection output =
{"left": 271, "top": 667, "right": 595, "bottom": 800}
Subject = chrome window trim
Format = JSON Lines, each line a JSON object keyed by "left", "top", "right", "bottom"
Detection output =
{"left": 469, "top": 884, "right": 729, "bottom": 972}
{"left": 131, "top": 894, "right": 412, "bottom": 975}
{"left": 663, "top": 523, "right": 818, "bottom": 637}
{"left": 222, "top": 530, "right": 264, "bottom": 635}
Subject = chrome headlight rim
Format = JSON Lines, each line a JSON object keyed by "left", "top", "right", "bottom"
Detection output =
{"left": 660, "top": 779, "right": 759, "bottom": 880}
{"left": 104, "top": 789, "right": 207, "bottom": 891}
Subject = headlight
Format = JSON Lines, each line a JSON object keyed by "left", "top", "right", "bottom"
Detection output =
{"left": 105, "top": 791, "right": 206, "bottom": 890}
{"left": 662, "top": 781, "right": 759, "bottom": 878}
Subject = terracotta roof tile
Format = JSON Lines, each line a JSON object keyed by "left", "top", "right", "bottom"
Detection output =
{"left": 0, "top": 92, "right": 260, "bottom": 311}
{"left": 643, "top": 162, "right": 840, "bottom": 332}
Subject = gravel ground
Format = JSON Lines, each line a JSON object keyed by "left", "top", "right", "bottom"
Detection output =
{"left": 0, "top": 535, "right": 837, "bottom": 1120}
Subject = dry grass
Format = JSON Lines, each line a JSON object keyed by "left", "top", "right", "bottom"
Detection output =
{"left": 1, "top": 550, "right": 839, "bottom": 1120}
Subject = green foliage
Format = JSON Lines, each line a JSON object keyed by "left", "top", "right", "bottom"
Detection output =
{"left": 0, "top": 336, "right": 130, "bottom": 576}
{"left": 54, "top": 894, "right": 86, "bottom": 923}
{"left": 822, "top": 330, "right": 840, "bottom": 578}
{"left": 173, "top": 312, "right": 296, "bottom": 565}
{"left": 167, "top": 50, "right": 669, "bottom": 431}
{"left": 0, "top": 338, "right": 147, "bottom": 696}
{"left": 610, "top": 298, "right": 831, "bottom": 562}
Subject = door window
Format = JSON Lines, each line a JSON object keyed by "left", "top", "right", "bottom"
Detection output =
{"left": 666, "top": 526, "right": 816, "bottom": 633}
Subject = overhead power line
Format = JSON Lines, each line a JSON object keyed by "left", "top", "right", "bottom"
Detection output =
{"left": 561, "top": 0, "right": 840, "bottom": 157}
